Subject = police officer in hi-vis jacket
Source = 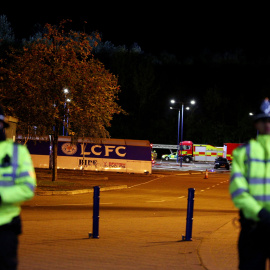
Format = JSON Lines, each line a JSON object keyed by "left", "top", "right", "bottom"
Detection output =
{"left": 230, "top": 98, "right": 270, "bottom": 269}
{"left": 0, "top": 106, "right": 36, "bottom": 270}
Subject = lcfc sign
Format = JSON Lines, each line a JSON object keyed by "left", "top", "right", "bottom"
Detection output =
{"left": 60, "top": 143, "right": 127, "bottom": 158}
{"left": 80, "top": 144, "right": 126, "bottom": 157}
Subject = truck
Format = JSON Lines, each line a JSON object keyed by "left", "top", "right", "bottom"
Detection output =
{"left": 178, "top": 141, "right": 224, "bottom": 163}
{"left": 223, "top": 143, "right": 243, "bottom": 162}
{"left": 152, "top": 141, "right": 242, "bottom": 163}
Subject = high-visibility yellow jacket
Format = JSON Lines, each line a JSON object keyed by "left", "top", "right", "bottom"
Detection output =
{"left": 229, "top": 135, "right": 270, "bottom": 221}
{"left": 0, "top": 140, "right": 36, "bottom": 226}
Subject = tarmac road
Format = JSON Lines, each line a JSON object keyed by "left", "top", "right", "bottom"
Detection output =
{"left": 19, "top": 171, "right": 239, "bottom": 270}
{"left": 152, "top": 160, "right": 229, "bottom": 172}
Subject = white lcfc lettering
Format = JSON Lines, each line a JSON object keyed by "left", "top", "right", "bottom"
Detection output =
{"left": 91, "top": 145, "right": 102, "bottom": 155}
{"left": 116, "top": 146, "right": 126, "bottom": 157}
{"left": 80, "top": 144, "right": 90, "bottom": 155}
{"left": 105, "top": 146, "right": 115, "bottom": 156}
{"left": 79, "top": 144, "right": 127, "bottom": 157}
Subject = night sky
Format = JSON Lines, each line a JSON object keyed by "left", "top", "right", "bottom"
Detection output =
{"left": 2, "top": 3, "right": 270, "bottom": 145}
{"left": 2, "top": 3, "right": 269, "bottom": 56}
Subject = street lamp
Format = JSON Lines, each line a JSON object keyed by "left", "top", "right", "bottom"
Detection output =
{"left": 170, "top": 99, "right": 196, "bottom": 167}
{"left": 63, "top": 88, "right": 70, "bottom": 136}
{"left": 170, "top": 104, "right": 181, "bottom": 163}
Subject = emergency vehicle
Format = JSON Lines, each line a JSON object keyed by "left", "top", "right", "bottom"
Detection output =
{"left": 178, "top": 141, "right": 224, "bottom": 162}
{"left": 152, "top": 141, "right": 240, "bottom": 163}
{"left": 223, "top": 143, "right": 243, "bottom": 162}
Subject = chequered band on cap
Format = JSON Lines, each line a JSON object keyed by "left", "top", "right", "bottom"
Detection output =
{"left": 254, "top": 98, "right": 270, "bottom": 121}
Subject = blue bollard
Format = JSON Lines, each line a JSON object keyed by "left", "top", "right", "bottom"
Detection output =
{"left": 89, "top": 186, "right": 100, "bottom": 239}
{"left": 183, "top": 188, "right": 195, "bottom": 241}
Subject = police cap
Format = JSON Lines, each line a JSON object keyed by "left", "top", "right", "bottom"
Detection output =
{"left": 254, "top": 98, "right": 270, "bottom": 122}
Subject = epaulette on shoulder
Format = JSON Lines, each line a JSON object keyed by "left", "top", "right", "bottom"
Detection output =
{"left": 238, "top": 141, "right": 249, "bottom": 148}
{"left": 13, "top": 140, "right": 24, "bottom": 146}
{"left": 6, "top": 139, "right": 20, "bottom": 145}
{"left": 11, "top": 141, "right": 21, "bottom": 146}
{"left": 232, "top": 142, "right": 250, "bottom": 155}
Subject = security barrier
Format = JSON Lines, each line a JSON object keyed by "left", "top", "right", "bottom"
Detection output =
{"left": 182, "top": 188, "right": 195, "bottom": 241}
{"left": 89, "top": 186, "right": 100, "bottom": 239}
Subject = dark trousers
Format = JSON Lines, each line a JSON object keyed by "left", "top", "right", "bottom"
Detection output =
{"left": 239, "top": 213, "right": 270, "bottom": 270}
{"left": 0, "top": 216, "right": 22, "bottom": 270}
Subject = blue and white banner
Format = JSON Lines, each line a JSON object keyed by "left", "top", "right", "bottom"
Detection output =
{"left": 25, "top": 138, "right": 152, "bottom": 174}
{"left": 59, "top": 142, "right": 151, "bottom": 161}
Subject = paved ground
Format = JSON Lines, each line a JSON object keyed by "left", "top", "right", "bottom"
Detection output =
{"left": 153, "top": 160, "right": 217, "bottom": 172}
{"left": 19, "top": 216, "right": 239, "bottom": 270}
{"left": 17, "top": 167, "right": 239, "bottom": 270}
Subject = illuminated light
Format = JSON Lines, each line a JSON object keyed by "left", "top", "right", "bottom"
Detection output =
{"left": 63, "top": 88, "right": 69, "bottom": 94}
{"left": 249, "top": 112, "right": 254, "bottom": 116}
{"left": 171, "top": 99, "right": 175, "bottom": 104}
{"left": 186, "top": 107, "right": 190, "bottom": 110}
{"left": 190, "top": 100, "right": 196, "bottom": 105}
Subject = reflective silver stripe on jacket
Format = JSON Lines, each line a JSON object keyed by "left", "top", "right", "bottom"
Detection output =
{"left": 0, "top": 144, "right": 35, "bottom": 191}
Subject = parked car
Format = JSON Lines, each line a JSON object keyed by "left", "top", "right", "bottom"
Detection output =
{"left": 214, "top": 157, "right": 230, "bottom": 170}
{"left": 162, "top": 152, "right": 177, "bottom": 161}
